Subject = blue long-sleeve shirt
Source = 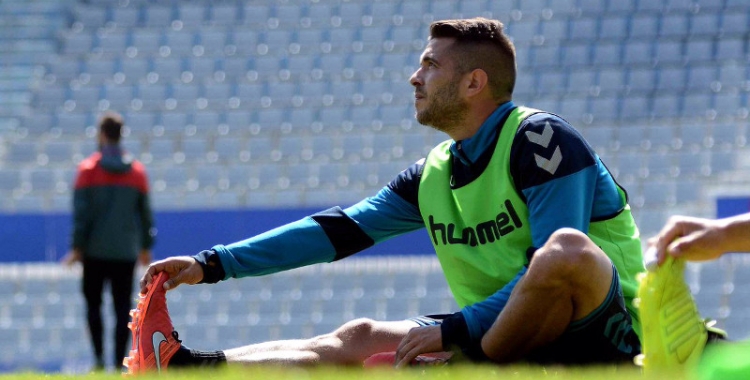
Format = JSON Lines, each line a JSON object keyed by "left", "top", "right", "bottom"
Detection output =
{"left": 196, "top": 100, "right": 627, "bottom": 354}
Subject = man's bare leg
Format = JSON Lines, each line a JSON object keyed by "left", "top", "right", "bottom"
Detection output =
{"left": 481, "top": 228, "right": 615, "bottom": 362}
{"left": 222, "top": 319, "right": 421, "bottom": 365}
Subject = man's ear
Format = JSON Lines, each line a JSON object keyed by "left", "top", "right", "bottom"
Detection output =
{"left": 465, "top": 68, "right": 489, "bottom": 97}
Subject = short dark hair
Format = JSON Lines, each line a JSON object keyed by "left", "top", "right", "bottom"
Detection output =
{"left": 99, "top": 112, "right": 123, "bottom": 143}
{"left": 429, "top": 17, "right": 516, "bottom": 100}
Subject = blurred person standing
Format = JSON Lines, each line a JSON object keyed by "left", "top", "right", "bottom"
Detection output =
{"left": 63, "top": 111, "right": 155, "bottom": 371}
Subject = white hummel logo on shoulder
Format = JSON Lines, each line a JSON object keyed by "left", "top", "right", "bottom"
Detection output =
{"left": 525, "top": 122, "right": 554, "bottom": 148}
{"left": 152, "top": 331, "right": 168, "bottom": 372}
{"left": 526, "top": 121, "right": 563, "bottom": 175}
{"left": 534, "top": 147, "right": 562, "bottom": 175}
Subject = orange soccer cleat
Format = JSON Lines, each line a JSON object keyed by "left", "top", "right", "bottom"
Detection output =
{"left": 123, "top": 271, "right": 182, "bottom": 375}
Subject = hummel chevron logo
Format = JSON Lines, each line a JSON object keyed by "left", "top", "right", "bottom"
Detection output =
{"left": 534, "top": 146, "right": 562, "bottom": 175}
{"left": 525, "top": 122, "right": 554, "bottom": 148}
{"left": 152, "top": 331, "right": 168, "bottom": 372}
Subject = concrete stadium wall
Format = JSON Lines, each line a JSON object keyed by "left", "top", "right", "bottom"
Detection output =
{"left": 0, "top": 208, "right": 434, "bottom": 263}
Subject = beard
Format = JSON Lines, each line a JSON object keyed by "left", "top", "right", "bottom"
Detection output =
{"left": 415, "top": 78, "right": 469, "bottom": 135}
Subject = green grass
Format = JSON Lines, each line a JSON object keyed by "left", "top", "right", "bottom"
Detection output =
{"left": 0, "top": 364, "right": 684, "bottom": 380}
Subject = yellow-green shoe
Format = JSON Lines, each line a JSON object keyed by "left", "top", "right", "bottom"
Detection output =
{"left": 636, "top": 254, "right": 708, "bottom": 375}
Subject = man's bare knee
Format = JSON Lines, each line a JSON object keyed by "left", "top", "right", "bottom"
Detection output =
{"left": 310, "top": 318, "right": 377, "bottom": 364}
{"left": 531, "top": 228, "right": 608, "bottom": 279}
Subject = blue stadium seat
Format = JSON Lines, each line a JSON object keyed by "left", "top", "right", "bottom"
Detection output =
{"left": 685, "top": 39, "right": 714, "bottom": 63}
{"left": 193, "top": 112, "right": 220, "bottom": 134}
{"left": 0, "top": 170, "right": 21, "bottom": 192}
{"left": 201, "top": 83, "right": 231, "bottom": 108}
{"left": 62, "top": 32, "right": 93, "bottom": 55}
{"left": 629, "top": 14, "right": 659, "bottom": 39}
{"left": 161, "top": 111, "right": 190, "bottom": 135}
{"left": 721, "top": 12, "right": 747, "bottom": 35}
{"left": 580, "top": 125, "right": 614, "bottom": 152}
{"left": 625, "top": 67, "right": 656, "bottom": 93}
{"left": 715, "top": 38, "right": 745, "bottom": 61}
{"left": 256, "top": 108, "right": 285, "bottom": 128}
{"left": 43, "top": 140, "right": 76, "bottom": 165}
{"left": 68, "top": 86, "right": 101, "bottom": 112}
{"left": 397, "top": 2, "right": 427, "bottom": 24}
{"left": 177, "top": 4, "right": 206, "bottom": 25}
{"left": 337, "top": 2, "right": 365, "bottom": 27}
{"left": 135, "top": 83, "right": 167, "bottom": 110}
{"left": 290, "top": 108, "right": 316, "bottom": 129}
{"left": 111, "top": 6, "right": 139, "bottom": 27}
{"left": 560, "top": 43, "right": 590, "bottom": 67}
{"left": 199, "top": 29, "right": 227, "bottom": 56}
{"left": 641, "top": 179, "right": 675, "bottom": 205}
{"left": 305, "top": 3, "right": 333, "bottom": 27}
{"left": 620, "top": 94, "right": 650, "bottom": 120}
{"left": 652, "top": 94, "right": 681, "bottom": 119}
{"left": 565, "top": 70, "right": 594, "bottom": 95}
{"left": 124, "top": 111, "right": 156, "bottom": 136}
{"left": 144, "top": 5, "right": 173, "bottom": 27}
{"left": 713, "top": 92, "right": 743, "bottom": 118}
{"left": 368, "top": 2, "right": 398, "bottom": 25}
{"left": 623, "top": 41, "right": 653, "bottom": 66}
{"left": 358, "top": 25, "right": 389, "bottom": 51}
{"left": 120, "top": 57, "right": 149, "bottom": 83}
{"left": 428, "top": 0, "right": 456, "bottom": 20}
{"left": 644, "top": 150, "right": 676, "bottom": 178}
{"left": 539, "top": 18, "right": 568, "bottom": 42}
{"left": 674, "top": 178, "right": 701, "bottom": 203}
{"left": 599, "top": 15, "right": 628, "bottom": 40}
{"left": 597, "top": 68, "right": 626, "bottom": 93}
{"left": 569, "top": 18, "right": 598, "bottom": 41}
{"left": 687, "top": 65, "right": 717, "bottom": 91}
{"left": 83, "top": 58, "right": 115, "bottom": 84}
{"left": 507, "top": 21, "right": 539, "bottom": 45}
{"left": 94, "top": 30, "right": 128, "bottom": 55}
{"left": 72, "top": 5, "right": 106, "bottom": 29}
{"left": 682, "top": 93, "right": 712, "bottom": 118}
{"left": 319, "top": 106, "right": 347, "bottom": 130}
{"left": 330, "top": 81, "right": 357, "bottom": 104}
{"left": 711, "top": 123, "right": 740, "bottom": 148}
{"left": 33, "top": 87, "right": 68, "bottom": 109}
{"left": 6, "top": 140, "right": 39, "bottom": 164}
{"left": 689, "top": 13, "right": 720, "bottom": 37}
{"left": 592, "top": 42, "right": 622, "bottom": 66}
{"left": 231, "top": 30, "right": 259, "bottom": 55}
{"left": 538, "top": 70, "right": 567, "bottom": 93}
{"left": 645, "top": 124, "right": 676, "bottom": 150}
{"left": 209, "top": 4, "right": 238, "bottom": 25}
{"left": 286, "top": 55, "right": 316, "bottom": 76}
{"left": 659, "top": 14, "right": 689, "bottom": 38}
{"left": 590, "top": 96, "right": 620, "bottom": 121}
{"left": 654, "top": 40, "right": 684, "bottom": 65}
{"left": 163, "top": 30, "right": 195, "bottom": 57}
{"left": 147, "top": 138, "right": 175, "bottom": 163}
{"left": 131, "top": 29, "right": 161, "bottom": 56}
{"left": 183, "top": 57, "right": 216, "bottom": 82}
{"left": 678, "top": 150, "right": 712, "bottom": 177}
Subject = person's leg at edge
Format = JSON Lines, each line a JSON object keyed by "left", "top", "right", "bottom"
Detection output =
{"left": 172, "top": 319, "right": 422, "bottom": 367}
{"left": 480, "top": 228, "right": 616, "bottom": 362}
{"left": 110, "top": 260, "right": 137, "bottom": 368}
{"left": 82, "top": 259, "right": 107, "bottom": 370}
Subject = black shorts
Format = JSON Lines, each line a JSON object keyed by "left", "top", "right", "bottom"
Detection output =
{"left": 411, "top": 265, "right": 641, "bottom": 365}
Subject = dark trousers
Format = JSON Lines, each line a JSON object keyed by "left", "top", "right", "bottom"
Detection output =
{"left": 82, "top": 258, "right": 136, "bottom": 368}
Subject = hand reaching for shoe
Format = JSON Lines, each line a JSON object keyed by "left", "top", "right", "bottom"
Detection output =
{"left": 140, "top": 256, "right": 204, "bottom": 294}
